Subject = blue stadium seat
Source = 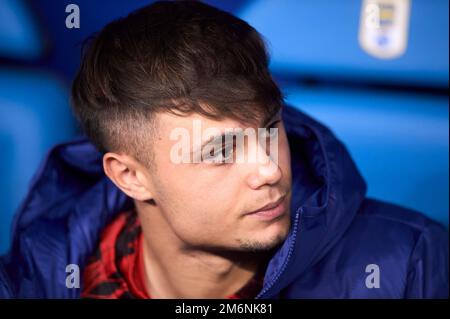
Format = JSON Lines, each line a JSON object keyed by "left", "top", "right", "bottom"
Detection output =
{"left": 285, "top": 86, "right": 449, "bottom": 226}
{"left": 0, "top": 0, "right": 45, "bottom": 60}
{"left": 0, "top": 0, "right": 77, "bottom": 254}
{"left": 239, "top": 0, "right": 449, "bottom": 87}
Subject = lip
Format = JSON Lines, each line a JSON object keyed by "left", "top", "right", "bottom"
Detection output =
{"left": 246, "top": 196, "right": 287, "bottom": 220}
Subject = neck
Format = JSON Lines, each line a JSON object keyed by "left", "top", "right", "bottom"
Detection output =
{"left": 135, "top": 201, "right": 269, "bottom": 299}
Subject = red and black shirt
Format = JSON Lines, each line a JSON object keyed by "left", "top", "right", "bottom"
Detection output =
{"left": 81, "top": 210, "right": 264, "bottom": 299}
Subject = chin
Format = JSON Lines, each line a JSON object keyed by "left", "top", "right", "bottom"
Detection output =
{"left": 237, "top": 235, "right": 286, "bottom": 252}
{"left": 238, "top": 220, "right": 291, "bottom": 252}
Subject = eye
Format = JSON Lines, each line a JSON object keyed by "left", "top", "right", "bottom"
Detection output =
{"left": 215, "top": 144, "right": 234, "bottom": 164}
{"left": 266, "top": 120, "right": 280, "bottom": 137}
{"left": 202, "top": 142, "right": 235, "bottom": 165}
{"left": 262, "top": 120, "right": 280, "bottom": 156}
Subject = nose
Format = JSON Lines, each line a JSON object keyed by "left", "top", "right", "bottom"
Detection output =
{"left": 246, "top": 142, "right": 282, "bottom": 190}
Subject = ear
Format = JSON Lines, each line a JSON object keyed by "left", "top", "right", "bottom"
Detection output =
{"left": 103, "top": 152, "right": 153, "bottom": 201}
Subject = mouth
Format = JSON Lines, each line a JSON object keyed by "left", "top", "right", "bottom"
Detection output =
{"left": 246, "top": 195, "right": 287, "bottom": 221}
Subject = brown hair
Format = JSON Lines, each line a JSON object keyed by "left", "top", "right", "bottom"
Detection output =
{"left": 71, "top": 0, "right": 283, "bottom": 164}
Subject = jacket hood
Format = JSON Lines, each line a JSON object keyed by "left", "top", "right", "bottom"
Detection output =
{"left": 5, "top": 105, "right": 367, "bottom": 298}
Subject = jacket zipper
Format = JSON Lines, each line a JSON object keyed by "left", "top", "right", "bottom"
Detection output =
{"left": 255, "top": 207, "right": 302, "bottom": 299}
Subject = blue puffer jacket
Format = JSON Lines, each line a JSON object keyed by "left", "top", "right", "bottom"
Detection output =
{"left": 0, "top": 106, "right": 448, "bottom": 298}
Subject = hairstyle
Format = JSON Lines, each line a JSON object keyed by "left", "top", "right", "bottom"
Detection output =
{"left": 71, "top": 0, "right": 283, "bottom": 164}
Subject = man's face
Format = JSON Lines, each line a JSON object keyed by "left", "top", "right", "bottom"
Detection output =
{"left": 140, "top": 110, "right": 292, "bottom": 252}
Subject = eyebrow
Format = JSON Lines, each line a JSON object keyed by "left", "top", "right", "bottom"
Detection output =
{"left": 263, "top": 111, "right": 281, "bottom": 127}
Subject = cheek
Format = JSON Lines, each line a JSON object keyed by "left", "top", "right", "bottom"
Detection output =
{"left": 153, "top": 164, "right": 240, "bottom": 236}
{"left": 161, "top": 196, "right": 235, "bottom": 246}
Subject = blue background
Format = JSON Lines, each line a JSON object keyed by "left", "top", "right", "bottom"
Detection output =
{"left": 0, "top": 0, "right": 448, "bottom": 254}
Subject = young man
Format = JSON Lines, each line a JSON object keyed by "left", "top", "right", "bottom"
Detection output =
{"left": 0, "top": 1, "right": 448, "bottom": 299}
